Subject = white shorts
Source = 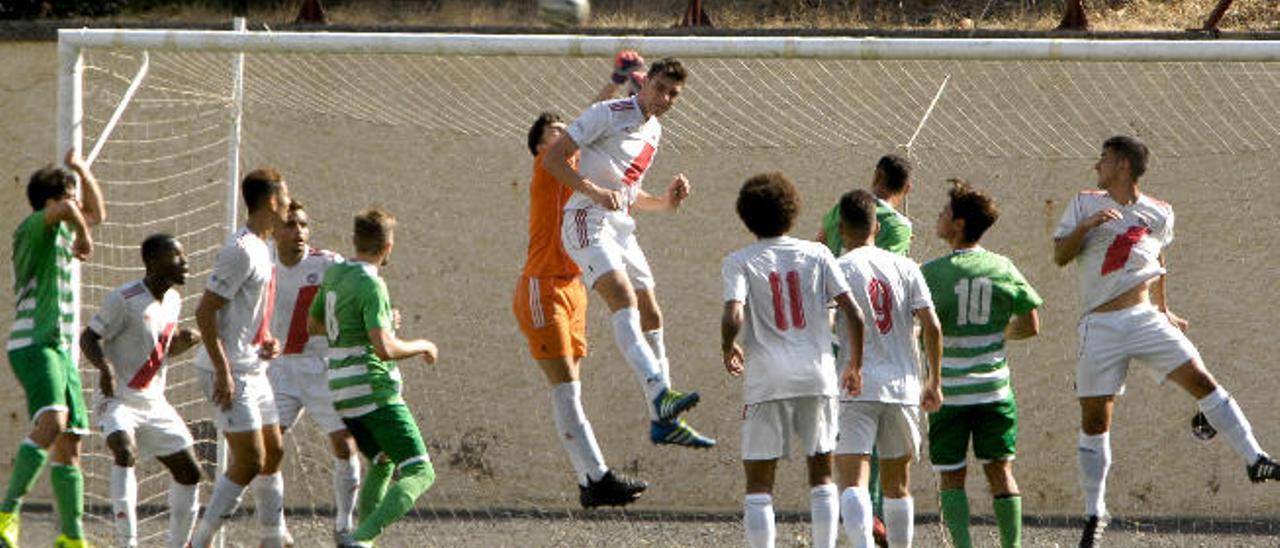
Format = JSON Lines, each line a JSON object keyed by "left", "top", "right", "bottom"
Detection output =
{"left": 268, "top": 356, "right": 345, "bottom": 434}
{"left": 561, "top": 207, "right": 655, "bottom": 291}
{"left": 95, "top": 396, "right": 194, "bottom": 460}
{"left": 836, "top": 401, "right": 921, "bottom": 460}
{"left": 741, "top": 396, "right": 837, "bottom": 461}
{"left": 1075, "top": 304, "right": 1202, "bottom": 397}
{"left": 197, "top": 368, "right": 279, "bottom": 433}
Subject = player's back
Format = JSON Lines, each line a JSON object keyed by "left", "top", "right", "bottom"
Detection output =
{"left": 523, "top": 151, "right": 580, "bottom": 278}
{"left": 316, "top": 261, "right": 402, "bottom": 418}
{"left": 9, "top": 210, "right": 74, "bottom": 350}
{"left": 722, "top": 236, "right": 847, "bottom": 404}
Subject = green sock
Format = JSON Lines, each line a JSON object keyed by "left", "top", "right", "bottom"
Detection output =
{"left": 354, "top": 460, "right": 435, "bottom": 543}
{"left": 358, "top": 458, "right": 395, "bottom": 525}
{"left": 869, "top": 447, "right": 883, "bottom": 518}
{"left": 50, "top": 464, "right": 84, "bottom": 539}
{"left": 993, "top": 495, "right": 1023, "bottom": 548}
{"left": 940, "top": 488, "right": 973, "bottom": 548}
{"left": 1, "top": 442, "right": 49, "bottom": 513}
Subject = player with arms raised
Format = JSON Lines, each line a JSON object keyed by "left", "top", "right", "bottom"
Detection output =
{"left": 80, "top": 234, "right": 203, "bottom": 548}
{"left": 922, "top": 182, "right": 1041, "bottom": 548}
{"left": 1054, "top": 135, "right": 1280, "bottom": 546}
{"left": 721, "top": 172, "right": 864, "bottom": 548}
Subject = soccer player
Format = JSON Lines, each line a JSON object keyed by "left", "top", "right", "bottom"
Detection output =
{"left": 2, "top": 149, "right": 104, "bottom": 548}
{"left": 1053, "top": 135, "right": 1280, "bottom": 546}
{"left": 190, "top": 168, "right": 292, "bottom": 548}
{"left": 545, "top": 57, "right": 713, "bottom": 447}
{"left": 268, "top": 199, "right": 361, "bottom": 540}
{"left": 80, "top": 234, "right": 203, "bottom": 548}
{"left": 308, "top": 208, "right": 438, "bottom": 548}
{"left": 721, "top": 173, "right": 864, "bottom": 548}
{"left": 922, "top": 182, "right": 1042, "bottom": 548}
{"left": 833, "top": 189, "right": 942, "bottom": 548}
{"left": 515, "top": 112, "right": 648, "bottom": 508}
{"left": 815, "top": 154, "right": 914, "bottom": 256}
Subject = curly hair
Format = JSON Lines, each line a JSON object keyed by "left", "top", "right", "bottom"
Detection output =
{"left": 736, "top": 172, "right": 800, "bottom": 238}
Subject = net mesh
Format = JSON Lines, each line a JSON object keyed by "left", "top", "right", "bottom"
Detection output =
{"left": 71, "top": 39, "right": 1280, "bottom": 545}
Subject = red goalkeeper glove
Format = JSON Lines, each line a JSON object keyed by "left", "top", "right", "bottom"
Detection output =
{"left": 611, "top": 50, "right": 646, "bottom": 84}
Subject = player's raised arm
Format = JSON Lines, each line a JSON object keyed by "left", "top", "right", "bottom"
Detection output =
{"left": 593, "top": 50, "right": 646, "bottom": 102}
{"left": 65, "top": 147, "right": 105, "bottom": 226}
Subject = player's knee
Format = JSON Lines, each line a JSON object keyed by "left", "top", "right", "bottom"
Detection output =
{"left": 982, "top": 461, "right": 1018, "bottom": 496}
{"left": 939, "top": 469, "right": 967, "bottom": 490}
{"left": 401, "top": 460, "right": 436, "bottom": 492}
{"left": 111, "top": 447, "right": 135, "bottom": 467}
{"left": 172, "top": 461, "right": 202, "bottom": 486}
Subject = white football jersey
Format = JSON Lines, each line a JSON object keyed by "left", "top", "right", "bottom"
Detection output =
{"left": 88, "top": 280, "right": 182, "bottom": 403}
{"left": 271, "top": 246, "right": 342, "bottom": 370}
{"left": 722, "top": 237, "right": 851, "bottom": 405}
{"left": 1054, "top": 190, "right": 1173, "bottom": 313}
{"left": 836, "top": 246, "right": 934, "bottom": 404}
{"left": 196, "top": 227, "right": 275, "bottom": 373}
{"left": 563, "top": 97, "right": 663, "bottom": 214}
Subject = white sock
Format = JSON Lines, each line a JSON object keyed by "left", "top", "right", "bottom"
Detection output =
{"left": 252, "top": 472, "right": 289, "bottom": 542}
{"left": 643, "top": 328, "right": 671, "bottom": 386}
{"left": 611, "top": 308, "right": 667, "bottom": 417}
{"left": 191, "top": 475, "right": 246, "bottom": 548}
{"left": 840, "top": 486, "right": 873, "bottom": 548}
{"left": 883, "top": 496, "right": 914, "bottom": 548}
{"left": 1198, "top": 387, "right": 1265, "bottom": 465}
{"left": 334, "top": 455, "right": 360, "bottom": 533}
{"left": 552, "top": 382, "right": 608, "bottom": 484}
{"left": 111, "top": 465, "right": 138, "bottom": 548}
{"left": 1078, "top": 431, "right": 1111, "bottom": 517}
{"left": 743, "top": 493, "right": 776, "bottom": 548}
{"left": 809, "top": 483, "right": 838, "bottom": 548}
{"left": 167, "top": 481, "right": 199, "bottom": 548}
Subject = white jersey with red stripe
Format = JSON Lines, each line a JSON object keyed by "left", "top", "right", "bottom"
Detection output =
{"left": 1053, "top": 190, "right": 1173, "bottom": 313}
{"left": 195, "top": 226, "right": 276, "bottom": 374}
{"left": 88, "top": 280, "right": 181, "bottom": 403}
{"left": 563, "top": 96, "right": 662, "bottom": 214}
{"left": 270, "top": 246, "right": 342, "bottom": 373}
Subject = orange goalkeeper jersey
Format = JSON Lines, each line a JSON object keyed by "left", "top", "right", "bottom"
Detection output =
{"left": 521, "top": 151, "right": 581, "bottom": 278}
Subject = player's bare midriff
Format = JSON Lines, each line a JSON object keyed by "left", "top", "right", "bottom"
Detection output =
{"left": 1089, "top": 278, "right": 1153, "bottom": 314}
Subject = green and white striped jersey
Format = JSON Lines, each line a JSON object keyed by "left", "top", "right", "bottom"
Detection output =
{"left": 8, "top": 211, "right": 74, "bottom": 352}
{"left": 309, "top": 261, "right": 400, "bottom": 418}
{"left": 920, "top": 248, "right": 1041, "bottom": 406}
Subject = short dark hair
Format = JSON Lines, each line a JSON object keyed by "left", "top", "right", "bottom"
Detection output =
{"left": 838, "top": 189, "right": 877, "bottom": 238}
{"left": 288, "top": 199, "right": 305, "bottom": 214}
{"left": 354, "top": 207, "right": 396, "bottom": 255}
{"left": 26, "top": 166, "right": 76, "bottom": 211}
{"left": 876, "top": 154, "right": 911, "bottom": 194}
{"left": 1103, "top": 135, "right": 1149, "bottom": 179}
{"left": 646, "top": 57, "right": 688, "bottom": 83}
{"left": 140, "top": 233, "right": 177, "bottom": 263}
{"left": 947, "top": 179, "right": 999, "bottom": 244}
{"left": 241, "top": 167, "right": 285, "bottom": 212}
{"left": 527, "top": 112, "right": 565, "bottom": 157}
{"left": 735, "top": 172, "right": 800, "bottom": 238}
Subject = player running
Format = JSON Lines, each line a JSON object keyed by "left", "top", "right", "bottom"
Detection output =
{"left": 309, "top": 208, "right": 438, "bottom": 548}
{"left": 1053, "top": 135, "right": 1280, "bottom": 546}
{"left": 545, "top": 57, "right": 713, "bottom": 447}
{"left": 922, "top": 182, "right": 1042, "bottom": 548}
{"left": 1, "top": 149, "right": 104, "bottom": 548}
{"left": 833, "top": 189, "right": 943, "bottom": 548}
{"left": 268, "top": 200, "right": 361, "bottom": 541}
{"left": 80, "top": 234, "right": 203, "bottom": 548}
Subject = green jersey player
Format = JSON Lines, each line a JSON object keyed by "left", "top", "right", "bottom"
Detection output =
{"left": 308, "top": 208, "right": 438, "bottom": 548}
{"left": 816, "top": 154, "right": 913, "bottom": 257}
{"left": 922, "top": 181, "right": 1041, "bottom": 548}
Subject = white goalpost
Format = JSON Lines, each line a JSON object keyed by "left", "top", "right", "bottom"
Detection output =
{"left": 56, "top": 27, "right": 1280, "bottom": 545}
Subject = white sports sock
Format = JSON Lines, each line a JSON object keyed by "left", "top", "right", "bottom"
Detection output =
{"left": 252, "top": 472, "right": 289, "bottom": 542}
{"left": 1078, "top": 431, "right": 1111, "bottom": 518}
{"left": 743, "top": 493, "right": 776, "bottom": 548}
{"left": 111, "top": 465, "right": 137, "bottom": 548}
{"left": 1198, "top": 387, "right": 1265, "bottom": 465}
{"left": 191, "top": 474, "right": 246, "bottom": 548}
{"left": 643, "top": 329, "right": 671, "bottom": 386}
{"left": 552, "top": 382, "right": 608, "bottom": 484}
{"left": 167, "top": 481, "right": 199, "bottom": 548}
{"left": 334, "top": 455, "right": 360, "bottom": 533}
{"left": 809, "top": 483, "right": 838, "bottom": 548}
{"left": 840, "top": 486, "right": 872, "bottom": 548}
{"left": 883, "top": 496, "right": 914, "bottom": 548}
{"left": 611, "top": 308, "right": 667, "bottom": 416}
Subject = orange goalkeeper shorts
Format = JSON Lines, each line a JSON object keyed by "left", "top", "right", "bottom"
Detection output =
{"left": 513, "top": 274, "right": 587, "bottom": 360}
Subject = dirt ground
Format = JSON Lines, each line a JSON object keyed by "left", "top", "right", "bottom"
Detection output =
{"left": 3, "top": 36, "right": 1280, "bottom": 546}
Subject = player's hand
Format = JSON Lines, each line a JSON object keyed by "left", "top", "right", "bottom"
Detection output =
{"left": 1085, "top": 208, "right": 1122, "bottom": 229}
{"left": 921, "top": 382, "right": 943, "bottom": 413}
{"left": 722, "top": 343, "right": 744, "bottom": 376}
{"left": 72, "top": 233, "right": 93, "bottom": 261}
{"left": 258, "top": 337, "right": 280, "bottom": 360}
{"left": 841, "top": 366, "right": 862, "bottom": 397}
{"left": 612, "top": 50, "right": 645, "bottom": 84}
{"left": 64, "top": 147, "right": 88, "bottom": 173}
{"left": 667, "top": 174, "right": 691, "bottom": 211}
{"left": 421, "top": 340, "right": 438, "bottom": 365}
{"left": 98, "top": 368, "right": 116, "bottom": 399}
{"left": 1165, "top": 310, "right": 1190, "bottom": 332}
{"left": 589, "top": 184, "right": 624, "bottom": 211}
{"left": 212, "top": 371, "right": 234, "bottom": 411}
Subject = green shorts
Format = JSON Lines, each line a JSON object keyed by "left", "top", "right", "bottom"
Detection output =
{"left": 343, "top": 404, "right": 430, "bottom": 466}
{"left": 927, "top": 398, "right": 1017, "bottom": 471}
{"left": 7, "top": 345, "right": 89, "bottom": 434}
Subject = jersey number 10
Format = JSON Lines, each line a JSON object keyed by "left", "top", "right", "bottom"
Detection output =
{"left": 954, "top": 277, "right": 992, "bottom": 326}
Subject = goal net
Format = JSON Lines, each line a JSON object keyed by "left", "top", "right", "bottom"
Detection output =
{"left": 58, "top": 29, "right": 1280, "bottom": 544}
